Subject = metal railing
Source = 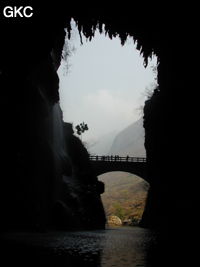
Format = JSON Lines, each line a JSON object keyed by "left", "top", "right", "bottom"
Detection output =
{"left": 89, "top": 155, "right": 146, "bottom": 163}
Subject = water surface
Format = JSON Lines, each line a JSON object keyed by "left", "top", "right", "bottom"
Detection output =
{"left": 1, "top": 226, "right": 158, "bottom": 266}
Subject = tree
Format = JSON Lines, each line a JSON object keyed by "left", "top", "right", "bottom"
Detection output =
{"left": 75, "top": 122, "right": 89, "bottom": 140}
{"left": 113, "top": 203, "right": 127, "bottom": 220}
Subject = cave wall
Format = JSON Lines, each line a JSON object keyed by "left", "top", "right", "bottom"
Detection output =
{"left": 55, "top": 122, "right": 106, "bottom": 230}
{"left": 141, "top": 36, "right": 196, "bottom": 229}
{"left": 0, "top": 10, "right": 72, "bottom": 229}
{"left": 0, "top": 35, "right": 66, "bottom": 229}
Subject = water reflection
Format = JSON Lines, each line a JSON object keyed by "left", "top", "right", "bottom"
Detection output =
{"left": 100, "top": 227, "right": 154, "bottom": 266}
{"left": 53, "top": 227, "right": 155, "bottom": 266}
{"left": 1, "top": 226, "right": 157, "bottom": 266}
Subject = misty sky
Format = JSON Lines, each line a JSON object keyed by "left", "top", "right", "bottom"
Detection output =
{"left": 58, "top": 22, "right": 157, "bottom": 144}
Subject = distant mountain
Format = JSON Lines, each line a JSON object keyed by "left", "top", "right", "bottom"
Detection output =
{"left": 87, "top": 117, "right": 145, "bottom": 157}
{"left": 88, "top": 130, "right": 117, "bottom": 155}
{"left": 109, "top": 117, "right": 146, "bottom": 157}
{"left": 99, "top": 172, "right": 149, "bottom": 225}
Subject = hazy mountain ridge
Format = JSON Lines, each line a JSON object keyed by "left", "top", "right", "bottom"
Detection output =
{"left": 109, "top": 117, "right": 146, "bottom": 157}
{"left": 89, "top": 117, "right": 145, "bottom": 157}
{"left": 88, "top": 130, "right": 117, "bottom": 155}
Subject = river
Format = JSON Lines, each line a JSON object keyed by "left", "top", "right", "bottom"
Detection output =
{"left": 1, "top": 226, "right": 163, "bottom": 266}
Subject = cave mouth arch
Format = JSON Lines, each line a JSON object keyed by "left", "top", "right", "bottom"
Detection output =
{"left": 57, "top": 19, "right": 158, "bottom": 150}
{"left": 57, "top": 21, "right": 155, "bottom": 229}
{"left": 98, "top": 171, "right": 150, "bottom": 227}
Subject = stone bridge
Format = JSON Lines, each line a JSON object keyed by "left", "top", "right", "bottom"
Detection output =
{"left": 89, "top": 155, "right": 147, "bottom": 181}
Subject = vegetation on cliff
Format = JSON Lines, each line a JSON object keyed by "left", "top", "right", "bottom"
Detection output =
{"left": 99, "top": 172, "right": 149, "bottom": 225}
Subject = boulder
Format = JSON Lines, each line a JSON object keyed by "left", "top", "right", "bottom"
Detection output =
{"left": 107, "top": 215, "right": 122, "bottom": 226}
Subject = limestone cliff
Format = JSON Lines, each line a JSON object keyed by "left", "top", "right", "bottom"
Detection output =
{"left": 52, "top": 122, "right": 106, "bottom": 230}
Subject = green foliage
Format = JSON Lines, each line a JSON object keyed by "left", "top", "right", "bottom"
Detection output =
{"left": 113, "top": 202, "right": 129, "bottom": 221}
{"left": 75, "top": 122, "right": 89, "bottom": 136}
{"left": 113, "top": 203, "right": 127, "bottom": 220}
{"left": 99, "top": 172, "right": 150, "bottom": 224}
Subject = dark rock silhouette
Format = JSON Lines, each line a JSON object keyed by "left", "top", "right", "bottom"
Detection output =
{"left": 52, "top": 122, "right": 106, "bottom": 230}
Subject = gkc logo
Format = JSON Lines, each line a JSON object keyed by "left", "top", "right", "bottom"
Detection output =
{"left": 3, "top": 6, "right": 33, "bottom": 18}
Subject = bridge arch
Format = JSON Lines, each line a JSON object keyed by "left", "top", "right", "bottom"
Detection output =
{"left": 98, "top": 171, "right": 150, "bottom": 226}
{"left": 90, "top": 156, "right": 148, "bottom": 182}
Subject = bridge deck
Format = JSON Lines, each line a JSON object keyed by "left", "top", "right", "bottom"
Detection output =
{"left": 89, "top": 155, "right": 146, "bottom": 163}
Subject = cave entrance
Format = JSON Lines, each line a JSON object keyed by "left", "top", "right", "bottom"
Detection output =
{"left": 57, "top": 19, "right": 158, "bottom": 155}
{"left": 98, "top": 171, "right": 150, "bottom": 227}
{"left": 57, "top": 20, "right": 155, "bottom": 227}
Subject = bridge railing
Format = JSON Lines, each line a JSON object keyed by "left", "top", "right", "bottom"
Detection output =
{"left": 89, "top": 155, "right": 146, "bottom": 163}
